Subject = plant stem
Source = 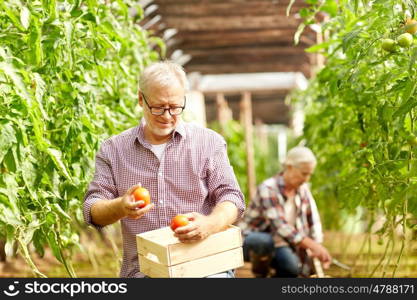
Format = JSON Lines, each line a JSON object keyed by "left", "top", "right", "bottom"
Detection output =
{"left": 17, "top": 238, "right": 47, "bottom": 278}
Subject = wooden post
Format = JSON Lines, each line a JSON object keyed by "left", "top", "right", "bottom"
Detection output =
{"left": 254, "top": 118, "right": 268, "bottom": 156}
{"left": 314, "top": 14, "right": 329, "bottom": 74}
{"left": 184, "top": 91, "right": 206, "bottom": 127}
{"left": 216, "top": 93, "right": 233, "bottom": 126}
{"left": 240, "top": 91, "right": 256, "bottom": 201}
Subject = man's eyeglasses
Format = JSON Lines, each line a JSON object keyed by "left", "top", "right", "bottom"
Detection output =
{"left": 141, "top": 93, "right": 186, "bottom": 116}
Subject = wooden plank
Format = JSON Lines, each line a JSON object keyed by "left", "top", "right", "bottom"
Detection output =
{"left": 153, "top": 0, "right": 305, "bottom": 5}
{"left": 136, "top": 238, "right": 170, "bottom": 265}
{"left": 186, "top": 63, "right": 313, "bottom": 76}
{"left": 176, "top": 29, "right": 316, "bottom": 48}
{"left": 189, "top": 52, "right": 311, "bottom": 64}
{"left": 136, "top": 225, "right": 242, "bottom": 266}
{"left": 137, "top": 226, "right": 179, "bottom": 247}
{"left": 186, "top": 46, "right": 310, "bottom": 58}
{"left": 185, "top": 62, "right": 312, "bottom": 77}
{"left": 162, "top": 15, "right": 301, "bottom": 31}
{"left": 136, "top": 227, "right": 175, "bottom": 266}
{"left": 173, "top": 46, "right": 312, "bottom": 64}
{"left": 168, "top": 225, "right": 242, "bottom": 265}
{"left": 156, "top": 2, "right": 308, "bottom": 17}
{"left": 170, "top": 247, "right": 244, "bottom": 278}
{"left": 240, "top": 92, "right": 256, "bottom": 201}
{"left": 205, "top": 94, "right": 291, "bottom": 125}
{"left": 139, "top": 247, "right": 244, "bottom": 278}
{"left": 216, "top": 93, "right": 233, "bottom": 125}
{"left": 138, "top": 254, "right": 170, "bottom": 278}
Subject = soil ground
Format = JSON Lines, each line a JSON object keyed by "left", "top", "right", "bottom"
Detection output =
{"left": 1, "top": 226, "right": 416, "bottom": 278}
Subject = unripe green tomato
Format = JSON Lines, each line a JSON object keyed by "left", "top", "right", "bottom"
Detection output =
{"left": 381, "top": 38, "right": 396, "bottom": 52}
{"left": 407, "top": 134, "right": 417, "bottom": 146}
{"left": 384, "top": 199, "right": 393, "bottom": 208}
{"left": 397, "top": 32, "right": 413, "bottom": 47}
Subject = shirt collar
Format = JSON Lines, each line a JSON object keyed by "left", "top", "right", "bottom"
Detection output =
{"left": 276, "top": 172, "right": 301, "bottom": 197}
{"left": 135, "top": 118, "right": 186, "bottom": 147}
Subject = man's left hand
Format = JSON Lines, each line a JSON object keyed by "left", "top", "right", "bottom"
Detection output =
{"left": 173, "top": 212, "right": 215, "bottom": 243}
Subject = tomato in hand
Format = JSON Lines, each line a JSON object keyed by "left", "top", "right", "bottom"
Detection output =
{"left": 170, "top": 215, "right": 189, "bottom": 231}
{"left": 132, "top": 187, "right": 151, "bottom": 208}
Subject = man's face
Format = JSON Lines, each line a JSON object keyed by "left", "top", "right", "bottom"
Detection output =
{"left": 139, "top": 84, "right": 185, "bottom": 143}
{"left": 286, "top": 162, "right": 315, "bottom": 188}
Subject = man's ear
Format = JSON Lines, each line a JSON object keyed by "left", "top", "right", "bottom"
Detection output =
{"left": 138, "top": 91, "right": 143, "bottom": 107}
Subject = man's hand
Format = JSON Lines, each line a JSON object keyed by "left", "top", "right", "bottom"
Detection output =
{"left": 91, "top": 184, "right": 154, "bottom": 226}
{"left": 173, "top": 201, "right": 238, "bottom": 244}
{"left": 173, "top": 212, "right": 215, "bottom": 243}
{"left": 122, "top": 184, "right": 154, "bottom": 220}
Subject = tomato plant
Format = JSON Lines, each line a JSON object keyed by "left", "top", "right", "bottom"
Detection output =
{"left": 132, "top": 187, "right": 151, "bottom": 208}
{"left": 290, "top": 0, "right": 417, "bottom": 277}
{"left": 170, "top": 215, "right": 189, "bottom": 231}
{"left": 209, "top": 120, "right": 280, "bottom": 205}
{"left": 0, "top": 0, "right": 164, "bottom": 277}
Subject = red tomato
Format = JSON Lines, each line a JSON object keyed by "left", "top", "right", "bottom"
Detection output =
{"left": 132, "top": 187, "right": 151, "bottom": 208}
{"left": 170, "top": 215, "right": 189, "bottom": 231}
{"left": 405, "top": 18, "right": 417, "bottom": 34}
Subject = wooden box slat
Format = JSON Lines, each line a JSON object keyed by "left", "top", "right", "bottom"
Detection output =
{"left": 136, "top": 225, "right": 244, "bottom": 278}
{"left": 139, "top": 247, "right": 244, "bottom": 278}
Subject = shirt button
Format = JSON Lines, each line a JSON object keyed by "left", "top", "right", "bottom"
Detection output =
{"left": 159, "top": 200, "right": 164, "bottom": 205}
{"left": 158, "top": 172, "right": 163, "bottom": 177}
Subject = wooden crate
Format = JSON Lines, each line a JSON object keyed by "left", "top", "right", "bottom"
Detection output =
{"left": 136, "top": 225, "right": 244, "bottom": 278}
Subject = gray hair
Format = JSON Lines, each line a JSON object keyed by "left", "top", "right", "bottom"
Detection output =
{"left": 283, "top": 146, "right": 317, "bottom": 168}
{"left": 139, "top": 60, "right": 189, "bottom": 95}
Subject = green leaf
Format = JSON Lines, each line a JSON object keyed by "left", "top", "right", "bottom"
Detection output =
{"left": 393, "top": 80, "right": 417, "bottom": 119}
{"left": 47, "top": 231, "right": 63, "bottom": 263}
{"left": 342, "top": 29, "right": 362, "bottom": 53}
{"left": 0, "top": 173, "right": 19, "bottom": 213}
{"left": 20, "top": 6, "right": 31, "bottom": 30}
{"left": 393, "top": 97, "right": 417, "bottom": 119}
{"left": 24, "top": 220, "right": 41, "bottom": 245}
{"left": 0, "top": 122, "right": 17, "bottom": 163}
{"left": 305, "top": 41, "right": 332, "bottom": 53}
{"left": 0, "top": 62, "right": 31, "bottom": 105}
{"left": 21, "top": 158, "right": 38, "bottom": 200}
{"left": 52, "top": 203, "right": 71, "bottom": 220}
{"left": 32, "top": 229, "right": 45, "bottom": 257}
{"left": 0, "top": 1, "right": 25, "bottom": 31}
{"left": 28, "top": 18, "right": 43, "bottom": 66}
{"left": 33, "top": 73, "right": 48, "bottom": 121}
{"left": 5, "top": 224, "right": 15, "bottom": 257}
{"left": 46, "top": 148, "right": 73, "bottom": 182}
{"left": 0, "top": 206, "right": 21, "bottom": 226}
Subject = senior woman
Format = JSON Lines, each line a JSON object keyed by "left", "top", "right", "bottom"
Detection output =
{"left": 239, "top": 146, "right": 331, "bottom": 277}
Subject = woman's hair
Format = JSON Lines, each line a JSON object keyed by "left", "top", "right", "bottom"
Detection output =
{"left": 139, "top": 60, "right": 189, "bottom": 95}
{"left": 283, "top": 146, "right": 317, "bottom": 168}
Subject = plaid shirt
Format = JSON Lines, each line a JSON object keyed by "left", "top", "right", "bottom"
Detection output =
{"left": 83, "top": 119, "right": 245, "bottom": 278}
{"left": 239, "top": 173, "right": 323, "bottom": 276}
